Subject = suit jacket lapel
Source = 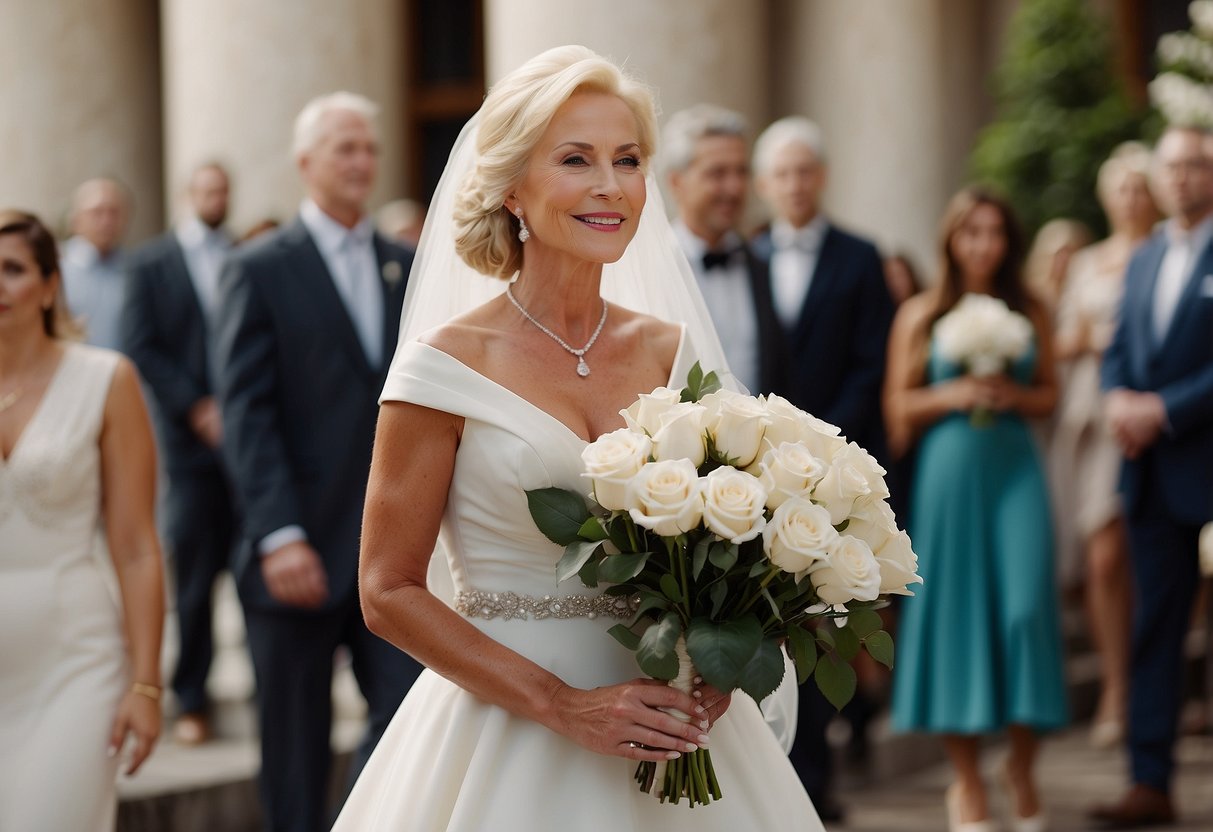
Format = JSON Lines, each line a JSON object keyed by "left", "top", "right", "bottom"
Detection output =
{"left": 285, "top": 219, "right": 376, "bottom": 376}
{"left": 1130, "top": 235, "right": 1167, "bottom": 381}
{"left": 373, "top": 234, "right": 407, "bottom": 375}
{"left": 166, "top": 237, "right": 208, "bottom": 329}
{"left": 792, "top": 225, "right": 837, "bottom": 341}
{"left": 743, "top": 245, "right": 780, "bottom": 394}
{"left": 1158, "top": 237, "right": 1213, "bottom": 358}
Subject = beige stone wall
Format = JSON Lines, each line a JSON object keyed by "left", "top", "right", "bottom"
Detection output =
{"left": 484, "top": 0, "right": 771, "bottom": 133}
{"left": 2, "top": 0, "right": 162, "bottom": 241}
{"left": 160, "top": 0, "right": 407, "bottom": 235}
{"left": 769, "top": 0, "right": 1005, "bottom": 274}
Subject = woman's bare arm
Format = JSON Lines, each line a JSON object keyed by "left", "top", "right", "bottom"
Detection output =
{"left": 359, "top": 400, "right": 712, "bottom": 762}
{"left": 100, "top": 358, "right": 166, "bottom": 774}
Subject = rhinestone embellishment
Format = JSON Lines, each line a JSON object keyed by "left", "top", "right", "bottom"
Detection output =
{"left": 454, "top": 589, "right": 639, "bottom": 621}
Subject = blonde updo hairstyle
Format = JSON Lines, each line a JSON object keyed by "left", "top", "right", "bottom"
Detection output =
{"left": 453, "top": 45, "right": 659, "bottom": 279}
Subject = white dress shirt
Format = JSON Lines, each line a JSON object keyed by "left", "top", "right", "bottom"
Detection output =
{"left": 300, "top": 199, "right": 384, "bottom": 367}
{"left": 769, "top": 215, "right": 828, "bottom": 330}
{"left": 60, "top": 237, "right": 127, "bottom": 351}
{"left": 673, "top": 220, "right": 761, "bottom": 393}
{"left": 1154, "top": 214, "right": 1213, "bottom": 343}
{"left": 176, "top": 217, "right": 232, "bottom": 323}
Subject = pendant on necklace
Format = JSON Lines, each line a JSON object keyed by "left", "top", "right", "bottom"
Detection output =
{"left": 576, "top": 358, "right": 591, "bottom": 378}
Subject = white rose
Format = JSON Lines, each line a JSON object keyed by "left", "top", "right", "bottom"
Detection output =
{"left": 580, "top": 428, "right": 653, "bottom": 511}
{"left": 812, "top": 458, "right": 872, "bottom": 525}
{"left": 842, "top": 513, "right": 895, "bottom": 554}
{"left": 849, "top": 497, "right": 900, "bottom": 533}
{"left": 757, "top": 442, "right": 826, "bottom": 510}
{"left": 762, "top": 497, "right": 838, "bottom": 575}
{"left": 872, "top": 529, "right": 922, "bottom": 595}
{"left": 626, "top": 459, "right": 704, "bottom": 537}
{"left": 701, "top": 389, "right": 769, "bottom": 467}
{"left": 650, "top": 402, "right": 708, "bottom": 466}
{"left": 756, "top": 394, "right": 845, "bottom": 464}
{"left": 701, "top": 468, "right": 767, "bottom": 544}
{"left": 810, "top": 535, "right": 881, "bottom": 605}
{"left": 832, "top": 442, "right": 890, "bottom": 503}
{"left": 620, "top": 386, "right": 682, "bottom": 435}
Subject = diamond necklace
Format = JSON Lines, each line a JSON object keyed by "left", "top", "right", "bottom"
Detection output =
{"left": 505, "top": 285, "right": 608, "bottom": 378}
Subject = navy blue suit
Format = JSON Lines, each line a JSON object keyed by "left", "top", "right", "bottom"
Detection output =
{"left": 122, "top": 232, "right": 238, "bottom": 715}
{"left": 214, "top": 219, "right": 422, "bottom": 832}
{"left": 1101, "top": 228, "right": 1213, "bottom": 793}
{"left": 752, "top": 221, "right": 895, "bottom": 810}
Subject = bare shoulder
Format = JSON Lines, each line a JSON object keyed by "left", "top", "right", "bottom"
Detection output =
{"left": 416, "top": 298, "right": 511, "bottom": 372}
{"left": 892, "top": 293, "right": 934, "bottom": 337}
{"left": 612, "top": 305, "right": 682, "bottom": 365}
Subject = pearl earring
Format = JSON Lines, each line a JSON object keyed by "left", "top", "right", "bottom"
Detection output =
{"left": 516, "top": 211, "right": 531, "bottom": 244}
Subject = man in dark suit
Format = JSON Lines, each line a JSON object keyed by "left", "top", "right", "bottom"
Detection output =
{"left": 750, "top": 116, "right": 896, "bottom": 823}
{"left": 214, "top": 92, "right": 421, "bottom": 832}
{"left": 123, "top": 161, "right": 236, "bottom": 746}
{"left": 661, "top": 104, "right": 781, "bottom": 396}
{"left": 1091, "top": 125, "right": 1213, "bottom": 829}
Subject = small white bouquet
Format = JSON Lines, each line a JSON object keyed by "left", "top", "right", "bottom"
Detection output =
{"left": 933, "top": 293, "right": 1034, "bottom": 426}
{"left": 526, "top": 365, "right": 921, "bottom": 807}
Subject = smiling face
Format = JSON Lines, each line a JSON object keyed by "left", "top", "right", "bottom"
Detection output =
{"left": 0, "top": 233, "right": 56, "bottom": 337}
{"left": 669, "top": 133, "right": 749, "bottom": 245}
{"left": 506, "top": 91, "right": 647, "bottom": 266}
{"left": 298, "top": 109, "right": 379, "bottom": 219}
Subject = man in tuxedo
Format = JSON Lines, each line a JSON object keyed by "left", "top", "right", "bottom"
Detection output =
{"left": 122, "top": 162, "right": 237, "bottom": 746}
{"left": 1090, "top": 125, "right": 1213, "bottom": 829}
{"left": 662, "top": 104, "right": 781, "bottom": 395}
{"left": 214, "top": 92, "right": 421, "bottom": 832}
{"left": 750, "top": 116, "right": 895, "bottom": 822}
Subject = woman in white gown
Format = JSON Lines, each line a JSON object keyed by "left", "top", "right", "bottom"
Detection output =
{"left": 333, "top": 46, "right": 822, "bottom": 831}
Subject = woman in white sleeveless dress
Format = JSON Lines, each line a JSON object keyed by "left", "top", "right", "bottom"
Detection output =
{"left": 333, "top": 47, "right": 823, "bottom": 831}
{"left": 0, "top": 210, "right": 165, "bottom": 831}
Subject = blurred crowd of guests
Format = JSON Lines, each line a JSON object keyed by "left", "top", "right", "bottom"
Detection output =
{"left": 2, "top": 84, "right": 1212, "bottom": 832}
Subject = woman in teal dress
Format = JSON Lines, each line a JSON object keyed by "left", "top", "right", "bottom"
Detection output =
{"left": 885, "top": 188, "right": 1067, "bottom": 832}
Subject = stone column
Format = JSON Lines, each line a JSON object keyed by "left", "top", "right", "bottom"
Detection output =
{"left": 771, "top": 0, "right": 998, "bottom": 273}
{"left": 484, "top": 0, "right": 771, "bottom": 139}
{"left": 2, "top": 0, "right": 162, "bottom": 241}
{"left": 161, "top": 0, "right": 407, "bottom": 235}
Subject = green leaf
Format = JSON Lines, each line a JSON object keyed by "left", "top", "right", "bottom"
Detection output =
{"left": 708, "top": 541, "right": 738, "bottom": 572}
{"left": 608, "top": 623, "right": 641, "bottom": 651}
{"left": 637, "top": 612, "right": 682, "bottom": 680}
{"left": 709, "top": 581, "right": 728, "bottom": 619}
{"left": 748, "top": 560, "right": 770, "bottom": 578}
{"left": 605, "top": 516, "right": 635, "bottom": 553}
{"left": 738, "top": 637, "right": 786, "bottom": 702}
{"left": 691, "top": 536, "right": 711, "bottom": 581}
{"left": 597, "top": 551, "right": 652, "bottom": 583}
{"left": 760, "top": 587, "right": 782, "bottom": 620}
{"left": 681, "top": 362, "right": 705, "bottom": 403}
{"left": 686, "top": 615, "right": 763, "bottom": 691}
{"left": 786, "top": 625, "right": 817, "bottom": 684}
{"left": 577, "top": 516, "right": 610, "bottom": 541}
{"left": 555, "top": 540, "right": 603, "bottom": 583}
{"left": 577, "top": 555, "right": 599, "bottom": 587}
{"left": 628, "top": 592, "right": 671, "bottom": 626}
{"left": 659, "top": 573, "right": 683, "bottom": 604}
{"left": 863, "top": 630, "right": 895, "bottom": 669}
{"left": 832, "top": 623, "right": 861, "bottom": 662}
{"left": 846, "top": 607, "right": 883, "bottom": 639}
{"left": 814, "top": 653, "right": 858, "bottom": 711}
{"left": 815, "top": 627, "right": 835, "bottom": 650}
{"left": 526, "top": 488, "right": 592, "bottom": 545}
{"left": 699, "top": 370, "right": 722, "bottom": 398}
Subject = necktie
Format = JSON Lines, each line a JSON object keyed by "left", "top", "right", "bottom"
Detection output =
{"left": 342, "top": 233, "right": 382, "bottom": 367}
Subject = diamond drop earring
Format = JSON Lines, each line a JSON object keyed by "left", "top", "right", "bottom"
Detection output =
{"left": 516, "top": 210, "right": 531, "bottom": 243}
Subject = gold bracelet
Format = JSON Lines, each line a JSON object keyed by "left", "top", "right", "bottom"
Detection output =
{"left": 130, "top": 682, "right": 162, "bottom": 702}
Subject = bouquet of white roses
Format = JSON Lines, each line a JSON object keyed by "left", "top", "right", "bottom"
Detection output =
{"left": 933, "top": 293, "right": 1034, "bottom": 426}
{"left": 526, "top": 365, "right": 921, "bottom": 807}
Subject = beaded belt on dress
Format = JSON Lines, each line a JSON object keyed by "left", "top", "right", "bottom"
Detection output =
{"left": 454, "top": 589, "right": 639, "bottom": 621}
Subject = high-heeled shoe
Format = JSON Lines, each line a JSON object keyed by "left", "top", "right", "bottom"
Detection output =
{"left": 999, "top": 767, "right": 1048, "bottom": 832}
{"left": 946, "top": 783, "right": 998, "bottom": 832}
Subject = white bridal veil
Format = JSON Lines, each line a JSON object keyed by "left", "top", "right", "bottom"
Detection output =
{"left": 387, "top": 113, "right": 735, "bottom": 387}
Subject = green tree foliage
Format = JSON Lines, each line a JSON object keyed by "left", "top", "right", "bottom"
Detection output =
{"left": 970, "top": 0, "right": 1153, "bottom": 237}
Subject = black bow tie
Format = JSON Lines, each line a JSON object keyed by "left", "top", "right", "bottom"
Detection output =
{"left": 702, "top": 249, "right": 736, "bottom": 271}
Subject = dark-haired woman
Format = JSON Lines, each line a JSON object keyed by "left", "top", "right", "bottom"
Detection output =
{"left": 886, "top": 189, "right": 1067, "bottom": 832}
{"left": 0, "top": 210, "right": 164, "bottom": 831}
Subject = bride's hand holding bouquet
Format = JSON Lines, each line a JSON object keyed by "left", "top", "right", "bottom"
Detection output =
{"left": 528, "top": 365, "right": 922, "bottom": 807}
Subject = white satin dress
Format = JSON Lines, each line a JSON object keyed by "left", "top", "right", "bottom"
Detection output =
{"left": 332, "top": 337, "right": 822, "bottom": 831}
{"left": 0, "top": 344, "right": 127, "bottom": 831}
